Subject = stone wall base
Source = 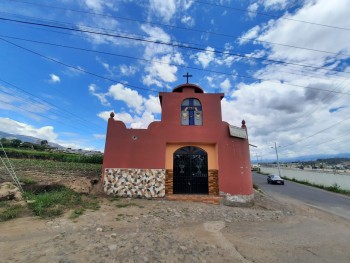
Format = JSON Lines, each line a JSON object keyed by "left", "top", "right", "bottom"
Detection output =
{"left": 104, "top": 168, "right": 165, "bottom": 198}
{"left": 220, "top": 192, "right": 254, "bottom": 207}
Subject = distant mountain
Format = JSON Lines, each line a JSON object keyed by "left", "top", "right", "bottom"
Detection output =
{"left": 0, "top": 131, "right": 65, "bottom": 150}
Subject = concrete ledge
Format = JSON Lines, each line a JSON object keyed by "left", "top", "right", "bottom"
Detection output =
{"left": 221, "top": 193, "right": 254, "bottom": 207}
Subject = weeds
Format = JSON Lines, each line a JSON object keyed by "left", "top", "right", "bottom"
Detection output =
{"left": 19, "top": 177, "right": 37, "bottom": 185}
{"left": 115, "top": 203, "right": 134, "bottom": 208}
{"left": 70, "top": 208, "right": 85, "bottom": 219}
{"left": 282, "top": 177, "right": 350, "bottom": 196}
{"left": 0, "top": 158, "right": 102, "bottom": 178}
{"left": 115, "top": 202, "right": 144, "bottom": 209}
{"left": 0, "top": 204, "right": 24, "bottom": 222}
{"left": 24, "top": 186, "right": 100, "bottom": 219}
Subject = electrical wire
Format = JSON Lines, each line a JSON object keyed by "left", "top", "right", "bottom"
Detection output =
{"left": 1, "top": 36, "right": 350, "bottom": 96}
{"left": 0, "top": 78, "right": 103, "bottom": 132}
{"left": 0, "top": 37, "right": 158, "bottom": 93}
{"left": 1, "top": 17, "right": 350, "bottom": 76}
{"left": 5, "top": 0, "right": 350, "bottom": 57}
{"left": 194, "top": 0, "right": 350, "bottom": 31}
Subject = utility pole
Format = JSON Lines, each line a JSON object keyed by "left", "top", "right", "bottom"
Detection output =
{"left": 274, "top": 142, "right": 281, "bottom": 177}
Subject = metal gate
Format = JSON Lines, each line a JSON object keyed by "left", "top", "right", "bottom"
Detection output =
{"left": 173, "top": 146, "right": 208, "bottom": 194}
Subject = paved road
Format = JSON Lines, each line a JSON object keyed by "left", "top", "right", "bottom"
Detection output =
{"left": 253, "top": 172, "right": 350, "bottom": 220}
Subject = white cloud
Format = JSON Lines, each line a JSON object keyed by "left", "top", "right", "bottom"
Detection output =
{"left": 261, "top": 0, "right": 288, "bottom": 11}
{"left": 130, "top": 111, "right": 157, "bottom": 129}
{"left": 220, "top": 70, "right": 350, "bottom": 159}
{"left": 220, "top": 78, "right": 232, "bottom": 92}
{"left": 81, "top": 0, "right": 116, "bottom": 12}
{"left": 181, "top": 15, "right": 195, "bottom": 27}
{"left": 247, "top": 3, "right": 259, "bottom": 18}
{"left": 97, "top": 110, "right": 114, "bottom": 121}
{"left": 141, "top": 24, "right": 173, "bottom": 61}
{"left": 0, "top": 117, "right": 58, "bottom": 141}
{"left": 120, "top": 65, "right": 137, "bottom": 76}
{"left": 191, "top": 47, "right": 215, "bottom": 68}
{"left": 96, "top": 57, "right": 119, "bottom": 77}
{"left": 93, "top": 134, "right": 106, "bottom": 139}
{"left": 89, "top": 84, "right": 110, "bottom": 106}
{"left": 97, "top": 109, "right": 158, "bottom": 129}
{"left": 143, "top": 53, "right": 185, "bottom": 87}
{"left": 144, "top": 95, "right": 161, "bottom": 114}
{"left": 141, "top": 24, "right": 171, "bottom": 43}
{"left": 256, "top": 0, "right": 350, "bottom": 65}
{"left": 49, "top": 74, "right": 60, "bottom": 83}
{"left": 108, "top": 83, "right": 144, "bottom": 113}
{"left": 84, "top": 0, "right": 103, "bottom": 11}
{"left": 238, "top": 25, "right": 261, "bottom": 45}
{"left": 0, "top": 86, "right": 52, "bottom": 121}
{"left": 148, "top": 0, "right": 177, "bottom": 22}
{"left": 114, "top": 112, "right": 134, "bottom": 123}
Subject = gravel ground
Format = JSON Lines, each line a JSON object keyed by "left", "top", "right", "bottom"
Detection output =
{"left": 1, "top": 190, "right": 349, "bottom": 263}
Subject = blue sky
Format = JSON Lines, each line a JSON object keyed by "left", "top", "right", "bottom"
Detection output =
{"left": 0, "top": 0, "right": 350, "bottom": 160}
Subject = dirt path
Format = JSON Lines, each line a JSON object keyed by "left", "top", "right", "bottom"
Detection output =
{"left": 1, "top": 192, "right": 349, "bottom": 263}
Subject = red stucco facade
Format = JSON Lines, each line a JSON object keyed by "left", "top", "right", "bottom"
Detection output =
{"left": 103, "top": 83, "right": 253, "bottom": 197}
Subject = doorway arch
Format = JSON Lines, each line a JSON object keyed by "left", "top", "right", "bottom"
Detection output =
{"left": 173, "top": 146, "right": 208, "bottom": 194}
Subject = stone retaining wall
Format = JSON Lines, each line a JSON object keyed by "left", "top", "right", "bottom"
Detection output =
{"left": 104, "top": 168, "right": 165, "bottom": 198}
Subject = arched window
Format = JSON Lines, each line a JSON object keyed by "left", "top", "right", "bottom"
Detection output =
{"left": 181, "top": 98, "right": 202, "bottom": 126}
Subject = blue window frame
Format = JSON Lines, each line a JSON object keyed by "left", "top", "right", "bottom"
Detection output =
{"left": 181, "top": 98, "right": 202, "bottom": 126}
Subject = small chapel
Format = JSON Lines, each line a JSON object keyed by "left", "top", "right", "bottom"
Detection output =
{"left": 102, "top": 76, "right": 253, "bottom": 206}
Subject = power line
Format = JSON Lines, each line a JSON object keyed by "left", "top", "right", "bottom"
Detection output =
{"left": 0, "top": 34, "right": 344, "bottom": 87}
{"left": 0, "top": 37, "right": 158, "bottom": 93}
{"left": 2, "top": 36, "right": 350, "bottom": 97}
{"left": 281, "top": 115, "right": 350, "bottom": 148}
{"left": 0, "top": 34, "right": 340, "bottom": 84}
{"left": 0, "top": 78, "right": 103, "bottom": 132}
{"left": 1, "top": 17, "right": 350, "bottom": 76}
{"left": 5, "top": 0, "right": 350, "bottom": 58}
{"left": 194, "top": 0, "right": 350, "bottom": 31}
{"left": 1, "top": 11, "right": 345, "bottom": 85}
{"left": 0, "top": 97, "right": 97, "bottom": 133}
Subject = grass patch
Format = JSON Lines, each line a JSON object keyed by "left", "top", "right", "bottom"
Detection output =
{"left": 24, "top": 186, "right": 100, "bottom": 219}
{"left": 0, "top": 201, "right": 7, "bottom": 208}
{"left": 0, "top": 204, "right": 25, "bottom": 222}
{"left": 0, "top": 158, "right": 102, "bottom": 178}
{"left": 1, "top": 147, "right": 103, "bottom": 164}
{"left": 282, "top": 177, "right": 350, "bottom": 196}
{"left": 115, "top": 202, "right": 144, "bottom": 208}
{"left": 19, "top": 177, "right": 37, "bottom": 185}
{"left": 109, "top": 195, "right": 120, "bottom": 202}
{"left": 70, "top": 208, "right": 85, "bottom": 219}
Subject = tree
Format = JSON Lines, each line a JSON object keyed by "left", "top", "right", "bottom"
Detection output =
{"left": 0, "top": 138, "right": 10, "bottom": 147}
{"left": 21, "top": 142, "right": 34, "bottom": 149}
{"left": 41, "top": 140, "right": 48, "bottom": 146}
{"left": 11, "top": 139, "right": 22, "bottom": 147}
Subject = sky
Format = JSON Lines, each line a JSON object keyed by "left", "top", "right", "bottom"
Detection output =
{"left": 0, "top": 0, "right": 350, "bottom": 161}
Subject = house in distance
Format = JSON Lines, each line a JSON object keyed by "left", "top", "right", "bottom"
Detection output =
{"left": 102, "top": 77, "right": 253, "bottom": 206}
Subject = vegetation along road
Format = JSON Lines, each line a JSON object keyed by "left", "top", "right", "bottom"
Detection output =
{"left": 253, "top": 172, "right": 350, "bottom": 220}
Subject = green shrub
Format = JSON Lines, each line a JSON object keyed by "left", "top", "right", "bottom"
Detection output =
{"left": 24, "top": 186, "right": 100, "bottom": 219}
{"left": 0, "top": 204, "right": 24, "bottom": 221}
{"left": 0, "top": 148, "right": 103, "bottom": 164}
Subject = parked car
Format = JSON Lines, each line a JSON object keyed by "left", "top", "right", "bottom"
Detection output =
{"left": 251, "top": 165, "right": 261, "bottom": 172}
{"left": 267, "top": 175, "right": 284, "bottom": 185}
